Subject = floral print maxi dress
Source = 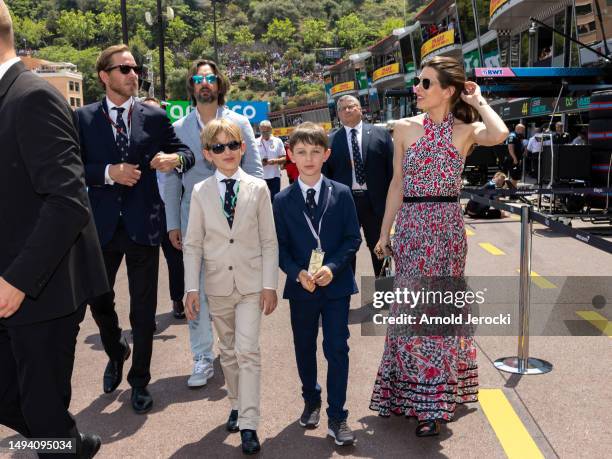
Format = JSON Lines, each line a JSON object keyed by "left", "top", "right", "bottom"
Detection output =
{"left": 369, "top": 112, "right": 478, "bottom": 422}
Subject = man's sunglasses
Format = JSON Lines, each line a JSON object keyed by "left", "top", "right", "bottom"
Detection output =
{"left": 106, "top": 64, "right": 142, "bottom": 75}
{"left": 192, "top": 74, "right": 218, "bottom": 85}
{"left": 209, "top": 140, "right": 241, "bottom": 154}
{"left": 413, "top": 77, "right": 435, "bottom": 90}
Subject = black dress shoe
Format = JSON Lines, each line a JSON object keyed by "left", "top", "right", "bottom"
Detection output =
{"left": 172, "top": 300, "right": 185, "bottom": 319}
{"left": 77, "top": 432, "right": 101, "bottom": 458}
{"left": 240, "top": 429, "right": 260, "bottom": 455}
{"left": 226, "top": 409, "right": 239, "bottom": 433}
{"left": 103, "top": 337, "right": 130, "bottom": 394}
{"left": 131, "top": 387, "right": 153, "bottom": 414}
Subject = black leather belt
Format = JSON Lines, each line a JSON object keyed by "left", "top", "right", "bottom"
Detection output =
{"left": 403, "top": 196, "right": 459, "bottom": 203}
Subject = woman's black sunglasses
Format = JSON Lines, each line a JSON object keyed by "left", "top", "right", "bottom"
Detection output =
{"left": 209, "top": 141, "right": 242, "bottom": 154}
{"left": 106, "top": 64, "right": 142, "bottom": 75}
{"left": 413, "top": 77, "right": 433, "bottom": 90}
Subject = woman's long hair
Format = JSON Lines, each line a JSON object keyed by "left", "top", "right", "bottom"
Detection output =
{"left": 422, "top": 56, "right": 479, "bottom": 124}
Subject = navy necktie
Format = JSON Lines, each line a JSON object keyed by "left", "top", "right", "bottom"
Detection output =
{"left": 113, "top": 107, "right": 129, "bottom": 162}
{"left": 351, "top": 128, "right": 366, "bottom": 185}
{"left": 306, "top": 188, "right": 317, "bottom": 224}
{"left": 222, "top": 179, "right": 237, "bottom": 228}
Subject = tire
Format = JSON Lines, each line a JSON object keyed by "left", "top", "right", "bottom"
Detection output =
{"left": 590, "top": 148, "right": 612, "bottom": 187}
{"left": 588, "top": 119, "right": 612, "bottom": 149}
{"left": 589, "top": 90, "right": 612, "bottom": 120}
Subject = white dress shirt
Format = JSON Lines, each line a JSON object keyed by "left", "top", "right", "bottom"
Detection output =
{"left": 104, "top": 96, "right": 134, "bottom": 185}
{"left": 298, "top": 174, "right": 324, "bottom": 203}
{"left": 214, "top": 168, "right": 242, "bottom": 199}
{"left": 257, "top": 135, "right": 285, "bottom": 180}
{"left": 0, "top": 57, "right": 21, "bottom": 82}
{"left": 343, "top": 121, "right": 367, "bottom": 190}
{"left": 526, "top": 135, "right": 543, "bottom": 153}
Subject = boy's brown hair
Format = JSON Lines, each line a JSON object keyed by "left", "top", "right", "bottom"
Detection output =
{"left": 289, "top": 122, "right": 327, "bottom": 150}
{"left": 201, "top": 118, "right": 243, "bottom": 150}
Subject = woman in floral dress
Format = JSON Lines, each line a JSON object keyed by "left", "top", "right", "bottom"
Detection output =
{"left": 370, "top": 56, "right": 509, "bottom": 436}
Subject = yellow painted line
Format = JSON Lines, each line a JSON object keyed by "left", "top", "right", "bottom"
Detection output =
{"left": 479, "top": 242, "right": 506, "bottom": 255}
{"left": 514, "top": 270, "right": 557, "bottom": 289}
{"left": 466, "top": 228, "right": 475, "bottom": 237}
{"left": 575, "top": 311, "right": 612, "bottom": 338}
{"left": 510, "top": 214, "right": 521, "bottom": 220}
{"left": 479, "top": 389, "right": 544, "bottom": 459}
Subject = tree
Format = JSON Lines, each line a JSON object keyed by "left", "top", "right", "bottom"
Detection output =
{"left": 336, "top": 13, "right": 369, "bottom": 50}
{"left": 263, "top": 18, "right": 296, "bottom": 47}
{"left": 37, "top": 45, "right": 104, "bottom": 103}
{"left": 378, "top": 17, "right": 404, "bottom": 39}
{"left": 166, "top": 16, "right": 192, "bottom": 50}
{"left": 301, "top": 18, "right": 331, "bottom": 51}
{"left": 167, "top": 68, "right": 189, "bottom": 100}
{"left": 96, "top": 12, "right": 121, "bottom": 45}
{"left": 56, "top": 10, "right": 96, "bottom": 49}
{"left": 13, "top": 17, "right": 49, "bottom": 49}
{"left": 249, "top": 0, "right": 300, "bottom": 36}
{"left": 233, "top": 25, "right": 255, "bottom": 48}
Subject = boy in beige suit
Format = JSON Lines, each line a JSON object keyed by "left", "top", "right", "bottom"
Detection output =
{"left": 183, "top": 119, "right": 278, "bottom": 455}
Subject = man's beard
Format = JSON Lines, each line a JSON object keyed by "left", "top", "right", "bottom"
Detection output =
{"left": 109, "top": 79, "right": 137, "bottom": 99}
{"left": 196, "top": 88, "right": 217, "bottom": 104}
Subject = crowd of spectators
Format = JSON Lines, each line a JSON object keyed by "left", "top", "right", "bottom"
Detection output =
{"left": 222, "top": 50, "right": 323, "bottom": 86}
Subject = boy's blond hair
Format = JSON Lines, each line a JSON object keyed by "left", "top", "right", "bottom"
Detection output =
{"left": 289, "top": 122, "right": 327, "bottom": 150}
{"left": 201, "top": 118, "right": 243, "bottom": 149}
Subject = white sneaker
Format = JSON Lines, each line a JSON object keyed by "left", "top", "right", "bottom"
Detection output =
{"left": 187, "top": 357, "right": 214, "bottom": 388}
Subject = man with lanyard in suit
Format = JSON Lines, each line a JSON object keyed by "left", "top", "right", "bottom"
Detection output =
{"left": 0, "top": 1, "right": 108, "bottom": 456}
{"left": 162, "top": 59, "right": 263, "bottom": 388}
{"left": 324, "top": 95, "right": 394, "bottom": 276}
{"left": 77, "top": 44, "right": 194, "bottom": 414}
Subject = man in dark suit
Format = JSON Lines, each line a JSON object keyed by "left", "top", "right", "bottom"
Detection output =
{"left": 77, "top": 44, "right": 194, "bottom": 414}
{"left": 324, "top": 95, "right": 394, "bottom": 276}
{"left": 0, "top": 2, "right": 107, "bottom": 456}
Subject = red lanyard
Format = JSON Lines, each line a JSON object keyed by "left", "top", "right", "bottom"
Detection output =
{"left": 102, "top": 101, "right": 134, "bottom": 138}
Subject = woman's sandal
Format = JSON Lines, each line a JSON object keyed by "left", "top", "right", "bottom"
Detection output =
{"left": 415, "top": 420, "right": 441, "bottom": 437}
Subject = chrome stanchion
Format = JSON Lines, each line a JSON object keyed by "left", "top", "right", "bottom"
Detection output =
{"left": 494, "top": 204, "right": 553, "bottom": 375}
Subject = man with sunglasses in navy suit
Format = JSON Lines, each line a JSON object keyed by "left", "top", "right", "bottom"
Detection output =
{"left": 76, "top": 44, "right": 194, "bottom": 414}
{"left": 324, "top": 95, "right": 393, "bottom": 277}
{"left": 161, "top": 59, "right": 263, "bottom": 390}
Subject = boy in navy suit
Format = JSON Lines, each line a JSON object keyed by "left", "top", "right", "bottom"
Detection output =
{"left": 273, "top": 122, "right": 361, "bottom": 446}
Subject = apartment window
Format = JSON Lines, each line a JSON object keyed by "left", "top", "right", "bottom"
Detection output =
{"left": 575, "top": 3, "right": 593, "bottom": 15}
{"left": 69, "top": 81, "right": 74, "bottom": 91}
{"left": 75, "top": 82, "right": 80, "bottom": 92}
{"left": 76, "top": 98, "right": 81, "bottom": 108}
{"left": 70, "top": 97, "right": 75, "bottom": 107}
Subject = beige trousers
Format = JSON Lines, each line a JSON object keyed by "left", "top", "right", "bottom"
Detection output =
{"left": 207, "top": 288, "right": 262, "bottom": 431}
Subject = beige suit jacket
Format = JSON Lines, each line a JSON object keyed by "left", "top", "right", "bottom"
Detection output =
{"left": 183, "top": 168, "right": 279, "bottom": 297}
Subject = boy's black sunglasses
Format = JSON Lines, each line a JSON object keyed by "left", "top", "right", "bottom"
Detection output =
{"left": 106, "top": 64, "right": 142, "bottom": 75}
{"left": 210, "top": 141, "right": 241, "bottom": 154}
{"left": 413, "top": 77, "right": 433, "bottom": 90}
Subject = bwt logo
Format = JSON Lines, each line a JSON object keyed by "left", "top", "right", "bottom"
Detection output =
{"left": 482, "top": 69, "right": 504, "bottom": 76}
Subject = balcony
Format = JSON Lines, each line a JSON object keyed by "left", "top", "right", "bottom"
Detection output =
{"left": 420, "top": 30, "right": 462, "bottom": 64}
{"left": 489, "top": 0, "right": 572, "bottom": 34}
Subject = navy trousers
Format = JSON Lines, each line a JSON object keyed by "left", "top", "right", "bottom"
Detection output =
{"left": 289, "top": 296, "right": 350, "bottom": 421}
{"left": 265, "top": 177, "right": 281, "bottom": 202}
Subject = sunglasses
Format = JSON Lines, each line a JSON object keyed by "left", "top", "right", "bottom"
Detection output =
{"left": 192, "top": 74, "right": 218, "bottom": 85}
{"left": 209, "top": 140, "right": 241, "bottom": 154}
{"left": 413, "top": 77, "right": 435, "bottom": 90}
{"left": 106, "top": 64, "right": 142, "bottom": 75}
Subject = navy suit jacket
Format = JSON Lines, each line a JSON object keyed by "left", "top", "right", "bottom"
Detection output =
{"left": 77, "top": 100, "right": 193, "bottom": 247}
{"left": 273, "top": 177, "right": 361, "bottom": 301}
{"left": 324, "top": 123, "right": 394, "bottom": 217}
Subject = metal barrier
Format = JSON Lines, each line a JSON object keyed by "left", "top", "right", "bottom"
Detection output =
{"left": 461, "top": 188, "right": 612, "bottom": 375}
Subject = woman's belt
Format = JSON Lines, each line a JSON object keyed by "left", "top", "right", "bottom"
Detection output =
{"left": 403, "top": 195, "right": 459, "bottom": 203}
